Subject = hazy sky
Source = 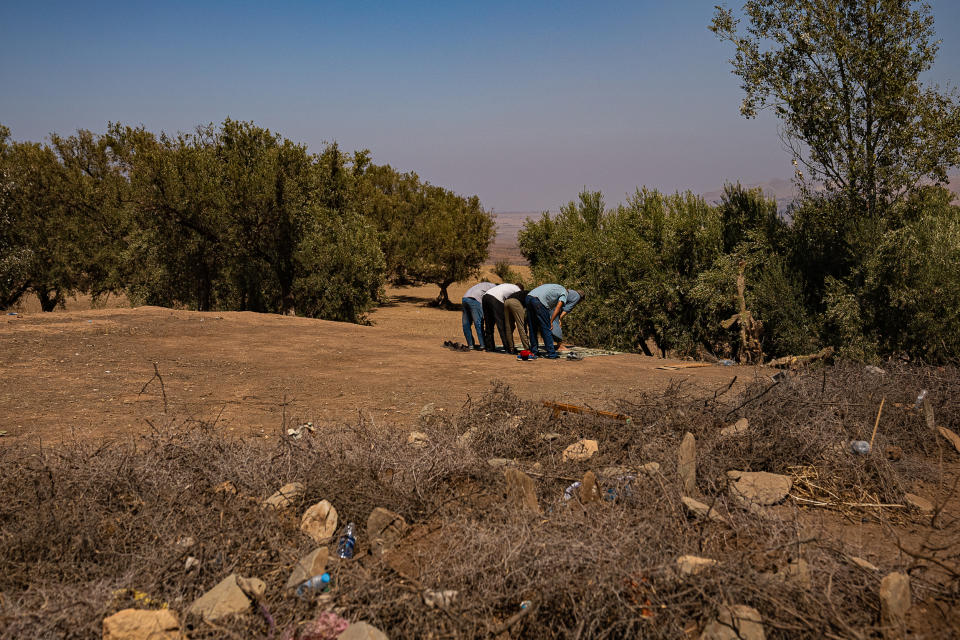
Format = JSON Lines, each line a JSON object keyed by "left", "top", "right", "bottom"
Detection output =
{"left": 2, "top": 1, "right": 959, "bottom": 212}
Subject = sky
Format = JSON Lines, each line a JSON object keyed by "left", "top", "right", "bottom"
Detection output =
{"left": 2, "top": 1, "right": 959, "bottom": 212}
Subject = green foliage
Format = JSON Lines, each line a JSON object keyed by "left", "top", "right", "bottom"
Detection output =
{"left": 357, "top": 166, "right": 494, "bottom": 306}
{"left": 492, "top": 260, "right": 527, "bottom": 289}
{"left": 711, "top": 0, "right": 960, "bottom": 219}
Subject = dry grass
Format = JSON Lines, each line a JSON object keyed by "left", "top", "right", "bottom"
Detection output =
{"left": 1, "top": 363, "right": 958, "bottom": 638}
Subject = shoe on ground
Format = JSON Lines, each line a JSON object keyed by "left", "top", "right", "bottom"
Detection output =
{"left": 545, "top": 353, "right": 560, "bottom": 359}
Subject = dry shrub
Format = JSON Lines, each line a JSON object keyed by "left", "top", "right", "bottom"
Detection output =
{"left": 0, "top": 363, "right": 957, "bottom": 639}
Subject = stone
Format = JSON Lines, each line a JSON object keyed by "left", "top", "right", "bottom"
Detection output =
{"left": 300, "top": 500, "right": 338, "bottom": 543}
{"left": 678, "top": 432, "right": 696, "bottom": 495}
{"left": 187, "top": 574, "right": 253, "bottom": 621}
{"left": 504, "top": 468, "right": 541, "bottom": 513}
{"left": 879, "top": 572, "right": 911, "bottom": 635}
{"left": 419, "top": 403, "right": 435, "bottom": 418}
{"left": 487, "top": 457, "right": 513, "bottom": 468}
{"left": 457, "top": 427, "right": 478, "bottom": 446}
{"left": 700, "top": 604, "right": 766, "bottom": 640}
{"left": 339, "top": 621, "right": 389, "bottom": 640}
{"left": 720, "top": 417, "right": 749, "bottom": 437}
{"left": 367, "top": 507, "right": 407, "bottom": 553}
{"left": 784, "top": 558, "right": 811, "bottom": 588}
{"left": 184, "top": 556, "right": 200, "bottom": 572}
{"left": 639, "top": 462, "right": 661, "bottom": 474}
{"left": 562, "top": 439, "right": 598, "bottom": 462}
{"left": 236, "top": 576, "right": 265, "bottom": 598}
{"left": 578, "top": 471, "right": 602, "bottom": 504}
{"left": 903, "top": 493, "right": 934, "bottom": 513}
{"left": 864, "top": 365, "right": 887, "bottom": 375}
{"left": 262, "top": 482, "right": 304, "bottom": 510}
{"left": 850, "top": 556, "right": 879, "bottom": 572}
{"left": 676, "top": 555, "right": 718, "bottom": 575}
{"left": 727, "top": 471, "right": 792, "bottom": 506}
{"left": 681, "top": 496, "right": 727, "bottom": 524}
{"left": 937, "top": 426, "right": 960, "bottom": 454}
{"left": 214, "top": 481, "right": 237, "bottom": 495}
{"left": 539, "top": 432, "right": 561, "bottom": 442}
{"left": 285, "top": 547, "right": 329, "bottom": 590}
{"left": 103, "top": 608, "right": 183, "bottom": 640}
{"left": 407, "top": 431, "right": 430, "bottom": 447}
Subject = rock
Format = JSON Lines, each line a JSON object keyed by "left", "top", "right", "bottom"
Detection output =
{"left": 562, "top": 439, "right": 598, "bottom": 462}
{"left": 188, "top": 574, "right": 254, "bottom": 621}
{"left": 419, "top": 403, "right": 435, "bottom": 418}
{"left": 681, "top": 496, "right": 727, "bottom": 524}
{"left": 678, "top": 432, "right": 696, "bottom": 495}
{"left": 367, "top": 507, "right": 407, "bottom": 553}
{"left": 539, "top": 432, "right": 561, "bottom": 442}
{"left": 879, "top": 572, "right": 911, "bottom": 636}
{"left": 285, "top": 547, "right": 329, "bottom": 590}
{"left": 700, "top": 604, "right": 765, "bottom": 640}
{"left": 727, "top": 471, "right": 792, "bottom": 506}
{"left": 236, "top": 576, "right": 265, "bottom": 598}
{"left": 676, "top": 555, "right": 718, "bottom": 575}
{"left": 301, "top": 500, "right": 338, "bottom": 543}
{"left": 487, "top": 457, "right": 513, "bottom": 468}
{"left": 785, "top": 558, "right": 811, "bottom": 588}
{"left": 185, "top": 556, "right": 200, "bottom": 572}
{"left": 720, "top": 417, "right": 749, "bottom": 437}
{"left": 457, "top": 427, "right": 478, "bottom": 446}
{"left": 504, "top": 468, "right": 541, "bottom": 513}
{"left": 339, "top": 621, "right": 389, "bottom": 640}
{"left": 639, "top": 462, "right": 661, "bottom": 474}
{"left": 903, "top": 493, "right": 934, "bottom": 513}
{"left": 262, "top": 482, "right": 304, "bottom": 510}
{"left": 103, "top": 608, "right": 183, "bottom": 640}
{"left": 578, "top": 471, "right": 601, "bottom": 504}
{"left": 214, "top": 481, "right": 237, "bottom": 495}
{"left": 937, "top": 426, "right": 960, "bottom": 454}
{"left": 850, "top": 556, "right": 879, "bottom": 571}
{"left": 864, "top": 365, "right": 887, "bottom": 375}
{"left": 407, "top": 431, "right": 430, "bottom": 447}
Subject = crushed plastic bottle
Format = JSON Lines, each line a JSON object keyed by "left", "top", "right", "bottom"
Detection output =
{"left": 337, "top": 523, "right": 356, "bottom": 559}
{"left": 562, "top": 482, "right": 581, "bottom": 501}
{"left": 718, "top": 359, "right": 736, "bottom": 366}
{"left": 295, "top": 572, "right": 331, "bottom": 597}
{"left": 850, "top": 440, "right": 871, "bottom": 455}
{"left": 915, "top": 389, "right": 928, "bottom": 409}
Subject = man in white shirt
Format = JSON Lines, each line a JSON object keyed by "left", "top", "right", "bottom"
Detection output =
{"left": 461, "top": 282, "right": 495, "bottom": 349}
{"left": 481, "top": 282, "right": 520, "bottom": 352}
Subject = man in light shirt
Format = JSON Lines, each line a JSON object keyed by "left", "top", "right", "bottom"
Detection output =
{"left": 525, "top": 284, "right": 582, "bottom": 359}
{"left": 481, "top": 282, "right": 520, "bottom": 352}
{"left": 461, "top": 282, "right": 494, "bottom": 349}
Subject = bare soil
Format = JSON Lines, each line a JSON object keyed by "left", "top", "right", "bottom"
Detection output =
{"left": 0, "top": 275, "right": 746, "bottom": 444}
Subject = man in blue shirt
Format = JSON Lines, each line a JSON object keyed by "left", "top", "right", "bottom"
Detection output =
{"left": 524, "top": 284, "right": 582, "bottom": 358}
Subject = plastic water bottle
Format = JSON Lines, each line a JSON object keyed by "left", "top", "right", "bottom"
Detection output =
{"left": 850, "top": 440, "right": 871, "bottom": 455}
{"left": 337, "top": 523, "right": 356, "bottom": 559}
{"left": 295, "top": 572, "right": 331, "bottom": 597}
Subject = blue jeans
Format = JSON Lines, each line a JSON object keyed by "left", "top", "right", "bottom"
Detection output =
{"left": 525, "top": 296, "right": 557, "bottom": 356}
{"left": 461, "top": 297, "right": 484, "bottom": 348}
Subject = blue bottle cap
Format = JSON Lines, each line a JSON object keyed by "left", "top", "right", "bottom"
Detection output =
{"left": 320, "top": 572, "right": 331, "bottom": 583}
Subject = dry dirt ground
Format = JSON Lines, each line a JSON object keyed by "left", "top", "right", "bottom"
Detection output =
{"left": 0, "top": 274, "right": 745, "bottom": 444}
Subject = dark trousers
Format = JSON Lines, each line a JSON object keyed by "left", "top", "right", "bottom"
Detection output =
{"left": 525, "top": 295, "right": 557, "bottom": 356}
{"left": 481, "top": 294, "right": 507, "bottom": 350}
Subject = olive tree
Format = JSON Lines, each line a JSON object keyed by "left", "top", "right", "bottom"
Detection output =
{"left": 711, "top": 0, "right": 960, "bottom": 218}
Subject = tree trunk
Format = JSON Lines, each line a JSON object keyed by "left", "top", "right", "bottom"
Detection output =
{"left": 435, "top": 280, "right": 455, "bottom": 309}
{"left": 37, "top": 287, "right": 63, "bottom": 312}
